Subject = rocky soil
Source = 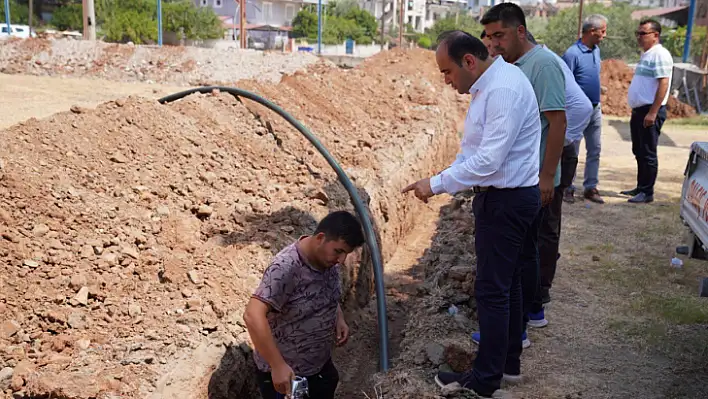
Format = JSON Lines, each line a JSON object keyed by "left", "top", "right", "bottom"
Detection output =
{"left": 601, "top": 59, "right": 696, "bottom": 119}
{"left": 0, "top": 38, "right": 322, "bottom": 85}
{"left": 371, "top": 197, "right": 481, "bottom": 399}
{"left": 0, "top": 47, "right": 466, "bottom": 399}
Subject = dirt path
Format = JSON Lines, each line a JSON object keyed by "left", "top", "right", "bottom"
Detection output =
{"left": 510, "top": 118, "right": 708, "bottom": 399}
{"left": 0, "top": 73, "right": 184, "bottom": 129}
{"left": 368, "top": 118, "right": 708, "bottom": 399}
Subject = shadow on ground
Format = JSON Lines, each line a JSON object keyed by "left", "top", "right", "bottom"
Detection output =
{"left": 608, "top": 119, "right": 679, "bottom": 148}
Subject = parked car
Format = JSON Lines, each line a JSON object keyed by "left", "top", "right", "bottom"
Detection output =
{"left": 0, "top": 24, "right": 37, "bottom": 39}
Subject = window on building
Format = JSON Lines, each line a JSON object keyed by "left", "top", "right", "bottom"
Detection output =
{"left": 214, "top": 0, "right": 223, "bottom": 7}
{"left": 285, "top": 5, "right": 296, "bottom": 23}
{"left": 200, "top": 0, "right": 208, "bottom": 6}
{"left": 262, "top": 2, "right": 273, "bottom": 22}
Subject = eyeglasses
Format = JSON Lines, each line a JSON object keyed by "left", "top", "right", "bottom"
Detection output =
{"left": 635, "top": 31, "right": 657, "bottom": 36}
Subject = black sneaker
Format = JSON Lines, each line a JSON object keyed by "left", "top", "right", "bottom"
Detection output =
{"left": 620, "top": 188, "right": 640, "bottom": 196}
{"left": 628, "top": 192, "right": 654, "bottom": 203}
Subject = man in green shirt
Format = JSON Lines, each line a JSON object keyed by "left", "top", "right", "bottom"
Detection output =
{"left": 480, "top": 0, "right": 566, "bottom": 355}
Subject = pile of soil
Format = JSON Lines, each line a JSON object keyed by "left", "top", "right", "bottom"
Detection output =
{"left": 601, "top": 59, "right": 697, "bottom": 119}
{"left": 0, "top": 38, "right": 321, "bottom": 85}
{"left": 0, "top": 48, "right": 466, "bottom": 399}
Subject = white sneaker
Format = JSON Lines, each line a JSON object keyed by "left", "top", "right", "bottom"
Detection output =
{"left": 502, "top": 373, "right": 523, "bottom": 385}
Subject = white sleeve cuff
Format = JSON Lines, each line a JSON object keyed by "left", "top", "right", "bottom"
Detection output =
{"left": 430, "top": 175, "right": 444, "bottom": 195}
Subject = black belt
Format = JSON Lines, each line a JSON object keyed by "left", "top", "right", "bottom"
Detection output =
{"left": 470, "top": 185, "right": 537, "bottom": 193}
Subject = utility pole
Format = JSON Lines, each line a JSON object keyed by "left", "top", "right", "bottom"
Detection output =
{"left": 398, "top": 0, "right": 403, "bottom": 47}
{"left": 240, "top": 0, "right": 246, "bottom": 49}
{"left": 28, "top": 0, "right": 33, "bottom": 37}
{"left": 683, "top": 0, "right": 697, "bottom": 63}
{"left": 379, "top": 1, "right": 386, "bottom": 51}
{"left": 576, "top": 0, "right": 584, "bottom": 39}
{"left": 157, "top": 0, "right": 163, "bottom": 46}
{"left": 4, "top": 0, "right": 10, "bottom": 37}
{"left": 317, "top": 0, "right": 322, "bottom": 54}
{"left": 82, "top": 0, "right": 96, "bottom": 40}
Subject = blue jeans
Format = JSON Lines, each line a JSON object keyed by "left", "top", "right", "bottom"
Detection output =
{"left": 573, "top": 106, "right": 602, "bottom": 190}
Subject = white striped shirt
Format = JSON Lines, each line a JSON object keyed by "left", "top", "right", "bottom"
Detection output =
{"left": 430, "top": 56, "right": 541, "bottom": 195}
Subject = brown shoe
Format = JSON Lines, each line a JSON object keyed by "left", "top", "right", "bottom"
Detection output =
{"left": 562, "top": 187, "right": 575, "bottom": 204}
{"left": 584, "top": 188, "right": 605, "bottom": 204}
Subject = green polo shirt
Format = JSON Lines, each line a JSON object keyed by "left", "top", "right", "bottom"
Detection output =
{"left": 514, "top": 45, "right": 565, "bottom": 188}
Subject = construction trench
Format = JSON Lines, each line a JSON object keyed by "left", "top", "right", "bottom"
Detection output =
{"left": 0, "top": 46, "right": 476, "bottom": 399}
{"left": 3, "top": 38, "right": 703, "bottom": 399}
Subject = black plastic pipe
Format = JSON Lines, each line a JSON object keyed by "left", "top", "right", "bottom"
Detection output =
{"left": 158, "top": 86, "right": 390, "bottom": 371}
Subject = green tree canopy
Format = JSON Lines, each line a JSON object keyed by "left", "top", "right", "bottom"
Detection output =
{"left": 427, "top": 14, "right": 484, "bottom": 46}
{"left": 544, "top": 3, "right": 640, "bottom": 61}
{"left": 292, "top": 4, "right": 377, "bottom": 45}
{"left": 0, "top": 0, "right": 30, "bottom": 24}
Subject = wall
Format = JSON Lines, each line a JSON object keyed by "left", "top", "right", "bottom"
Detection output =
{"left": 295, "top": 41, "right": 385, "bottom": 57}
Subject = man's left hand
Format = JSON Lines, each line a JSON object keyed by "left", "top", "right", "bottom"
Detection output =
{"left": 402, "top": 178, "right": 434, "bottom": 203}
{"left": 336, "top": 317, "right": 349, "bottom": 346}
{"left": 644, "top": 112, "right": 657, "bottom": 128}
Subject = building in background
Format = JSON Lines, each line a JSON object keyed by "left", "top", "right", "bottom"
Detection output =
{"left": 195, "top": 0, "right": 327, "bottom": 48}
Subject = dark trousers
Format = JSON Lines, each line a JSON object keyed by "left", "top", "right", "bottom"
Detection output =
{"left": 539, "top": 186, "right": 563, "bottom": 293}
{"left": 630, "top": 104, "right": 667, "bottom": 196}
{"left": 256, "top": 359, "right": 339, "bottom": 399}
{"left": 560, "top": 143, "right": 579, "bottom": 190}
{"left": 521, "top": 208, "right": 542, "bottom": 325}
{"left": 469, "top": 185, "right": 541, "bottom": 396}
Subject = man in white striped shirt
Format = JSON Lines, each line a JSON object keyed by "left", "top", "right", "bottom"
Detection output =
{"left": 402, "top": 30, "right": 542, "bottom": 398}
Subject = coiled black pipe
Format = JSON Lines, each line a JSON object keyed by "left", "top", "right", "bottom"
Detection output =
{"left": 158, "top": 86, "right": 390, "bottom": 371}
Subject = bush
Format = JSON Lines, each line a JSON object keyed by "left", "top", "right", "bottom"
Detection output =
{"left": 417, "top": 35, "right": 432, "bottom": 49}
{"left": 50, "top": 4, "right": 83, "bottom": 31}
{"left": 94, "top": 0, "right": 223, "bottom": 43}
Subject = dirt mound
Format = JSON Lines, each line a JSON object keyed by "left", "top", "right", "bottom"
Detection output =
{"left": 601, "top": 59, "right": 696, "bottom": 119}
{"left": 0, "top": 48, "right": 465, "bottom": 399}
{"left": 0, "top": 38, "right": 321, "bottom": 85}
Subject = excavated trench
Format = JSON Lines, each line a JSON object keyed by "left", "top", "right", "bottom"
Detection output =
{"left": 0, "top": 49, "right": 466, "bottom": 399}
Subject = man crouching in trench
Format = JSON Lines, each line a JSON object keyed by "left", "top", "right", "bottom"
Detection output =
{"left": 244, "top": 210, "right": 366, "bottom": 398}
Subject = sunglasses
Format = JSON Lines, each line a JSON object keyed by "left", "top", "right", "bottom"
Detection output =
{"left": 635, "top": 31, "right": 657, "bottom": 36}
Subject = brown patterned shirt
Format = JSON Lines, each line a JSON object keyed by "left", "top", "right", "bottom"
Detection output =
{"left": 252, "top": 236, "right": 342, "bottom": 376}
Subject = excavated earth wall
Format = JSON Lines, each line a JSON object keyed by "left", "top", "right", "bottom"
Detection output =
{"left": 0, "top": 48, "right": 466, "bottom": 399}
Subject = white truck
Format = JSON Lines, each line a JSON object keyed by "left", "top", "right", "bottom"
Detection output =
{"left": 678, "top": 141, "right": 708, "bottom": 297}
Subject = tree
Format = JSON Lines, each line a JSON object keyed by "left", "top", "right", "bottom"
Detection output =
{"left": 291, "top": 4, "right": 377, "bottom": 45}
{"left": 662, "top": 25, "right": 707, "bottom": 59}
{"left": 0, "top": 0, "right": 30, "bottom": 24}
{"left": 426, "top": 14, "right": 483, "bottom": 46}
{"left": 50, "top": 3, "right": 83, "bottom": 31}
{"left": 544, "top": 3, "right": 641, "bottom": 61}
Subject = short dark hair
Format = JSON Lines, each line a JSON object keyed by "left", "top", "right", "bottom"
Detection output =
{"left": 314, "top": 210, "right": 365, "bottom": 248}
{"left": 639, "top": 18, "right": 662, "bottom": 35}
{"left": 480, "top": 2, "right": 527, "bottom": 29}
{"left": 437, "top": 30, "right": 489, "bottom": 66}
